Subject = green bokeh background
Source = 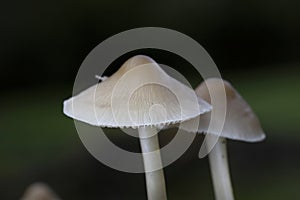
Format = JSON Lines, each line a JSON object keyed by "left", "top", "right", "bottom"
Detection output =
{"left": 1, "top": 0, "right": 299, "bottom": 199}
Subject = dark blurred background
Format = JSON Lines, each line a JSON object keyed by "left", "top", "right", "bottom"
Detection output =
{"left": 0, "top": 0, "right": 300, "bottom": 199}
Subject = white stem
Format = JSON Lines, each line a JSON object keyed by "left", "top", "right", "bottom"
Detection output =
{"left": 206, "top": 135, "right": 234, "bottom": 200}
{"left": 138, "top": 126, "right": 167, "bottom": 200}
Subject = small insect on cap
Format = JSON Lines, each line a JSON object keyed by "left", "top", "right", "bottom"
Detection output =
{"left": 195, "top": 78, "right": 266, "bottom": 142}
{"left": 63, "top": 55, "right": 212, "bottom": 128}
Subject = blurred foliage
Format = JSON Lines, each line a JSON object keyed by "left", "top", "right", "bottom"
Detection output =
{"left": 0, "top": 0, "right": 300, "bottom": 90}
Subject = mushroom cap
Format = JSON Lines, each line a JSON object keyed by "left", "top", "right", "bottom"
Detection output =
{"left": 183, "top": 78, "right": 266, "bottom": 142}
{"left": 21, "top": 182, "right": 60, "bottom": 200}
{"left": 63, "top": 55, "right": 211, "bottom": 128}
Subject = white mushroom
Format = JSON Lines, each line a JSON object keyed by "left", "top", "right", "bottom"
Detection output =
{"left": 21, "top": 182, "right": 61, "bottom": 200}
{"left": 63, "top": 55, "right": 211, "bottom": 200}
{"left": 183, "top": 78, "right": 266, "bottom": 200}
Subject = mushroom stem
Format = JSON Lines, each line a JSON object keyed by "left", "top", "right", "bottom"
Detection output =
{"left": 138, "top": 126, "right": 167, "bottom": 200}
{"left": 206, "top": 135, "right": 234, "bottom": 200}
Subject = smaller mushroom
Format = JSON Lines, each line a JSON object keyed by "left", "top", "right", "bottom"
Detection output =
{"left": 181, "top": 78, "right": 266, "bottom": 200}
{"left": 21, "top": 182, "right": 61, "bottom": 200}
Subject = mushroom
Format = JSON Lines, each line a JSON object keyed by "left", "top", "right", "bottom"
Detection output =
{"left": 181, "top": 78, "right": 266, "bottom": 200}
{"left": 21, "top": 182, "right": 61, "bottom": 200}
{"left": 63, "top": 55, "right": 211, "bottom": 200}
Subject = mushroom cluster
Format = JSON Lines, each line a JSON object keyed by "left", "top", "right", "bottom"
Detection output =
{"left": 63, "top": 55, "right": 265, "bottom": 200}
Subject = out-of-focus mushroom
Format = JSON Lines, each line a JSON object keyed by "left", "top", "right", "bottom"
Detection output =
{"left": 63, "top": 55, "right": 211, "bottom": 200}
{"left": 21, "top": 182, "right": 61, "bottom": 200}
{"left": 181, "top": 78, "right": 265, "bottom": 200}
